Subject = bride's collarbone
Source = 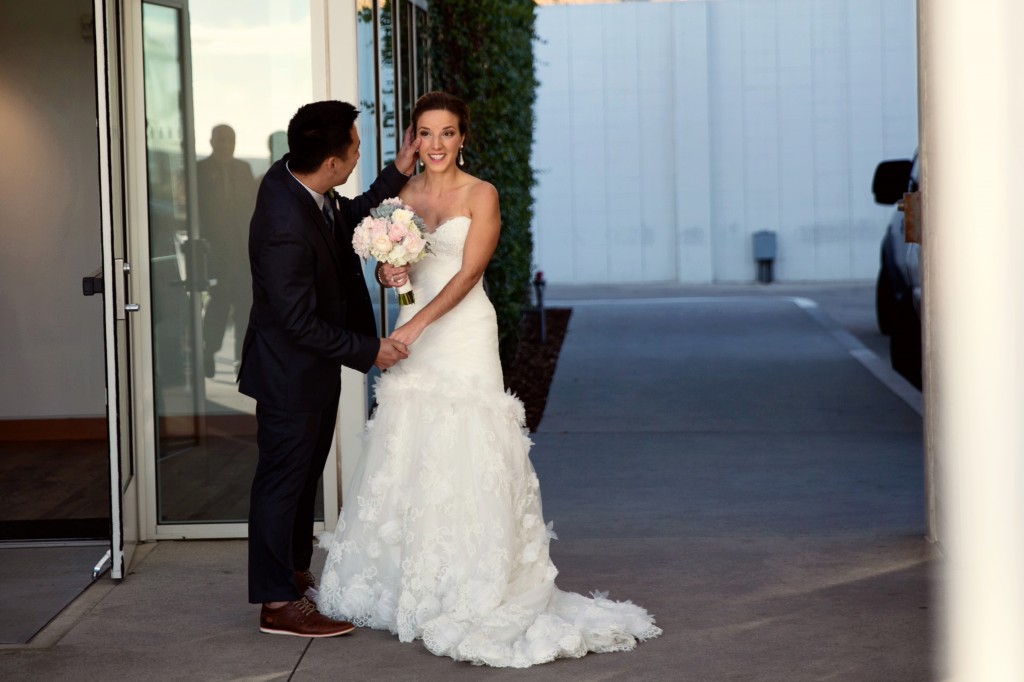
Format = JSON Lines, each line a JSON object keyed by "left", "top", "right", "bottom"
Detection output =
{"left": 406, "top": 182, "right": 476, "bottom": 230}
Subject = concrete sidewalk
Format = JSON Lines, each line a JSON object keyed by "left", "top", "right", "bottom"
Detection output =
{"left": 0, "top": 284, "right": 936, "bottom": 681}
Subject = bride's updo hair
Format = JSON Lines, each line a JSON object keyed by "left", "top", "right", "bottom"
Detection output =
{"left": 411, "top": 91, "right": 470, "bottom": 137}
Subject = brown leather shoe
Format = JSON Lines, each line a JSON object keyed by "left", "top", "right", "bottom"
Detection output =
{"left": 259, "top": 597, "right": 354, "bottom": 638}
{"left": 294, "top": 570, "right": 316, "bottom": 596}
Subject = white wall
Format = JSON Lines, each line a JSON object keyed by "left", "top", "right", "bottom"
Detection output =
{"left": 0, "top": 1, "right": 106, "bottom": 418}
{"left": 532, "top": 0, "right": 918, "bottom": 284}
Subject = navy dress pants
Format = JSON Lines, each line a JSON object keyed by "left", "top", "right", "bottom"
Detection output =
{"left": 248, "top": 387, "right": 340, "bottom": 604}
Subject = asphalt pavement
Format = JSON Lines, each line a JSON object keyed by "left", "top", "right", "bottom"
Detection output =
{"left": 0, "top": 282, "right": 935, "bottom": 681}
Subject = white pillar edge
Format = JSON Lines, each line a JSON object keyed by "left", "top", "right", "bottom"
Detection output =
{"left": 924, "top": 0, "right": 1024, "bottom": 678}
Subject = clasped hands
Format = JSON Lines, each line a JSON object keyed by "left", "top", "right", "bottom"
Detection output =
{"left": 373, "top": 263, "right": 422, "bottom": 369}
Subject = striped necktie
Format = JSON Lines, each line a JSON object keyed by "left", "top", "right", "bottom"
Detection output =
{"left": 321, "top": 198, "right": 335, "bottom": 237}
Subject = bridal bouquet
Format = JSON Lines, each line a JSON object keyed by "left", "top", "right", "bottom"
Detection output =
{"left": 352, "top": 198, "right": 429, "bottom": 305}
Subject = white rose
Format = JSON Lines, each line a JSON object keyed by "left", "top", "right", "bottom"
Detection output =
{"left": 371, "top": 233, "right": 393, "bottom": 256}
{"left": 388, "top": 243, "right": 407, "bottom": 264}
{"left": 392, "top": 208, "right": 414, "bottom": 225}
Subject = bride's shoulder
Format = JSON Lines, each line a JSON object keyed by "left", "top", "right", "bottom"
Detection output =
{"left": 464, "top": 178, "right": 500, "bottom": 230}
{"left": 464, "top": 176, "right": 499, "bottom": 206}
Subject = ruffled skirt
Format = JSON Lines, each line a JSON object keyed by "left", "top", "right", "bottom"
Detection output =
{"left": 316, "top": 368, "right": 661, "bottom": 667}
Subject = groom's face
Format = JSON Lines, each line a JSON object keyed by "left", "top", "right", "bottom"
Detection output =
{"left": 332, "top": 124, "right": 360, "bottom": 185}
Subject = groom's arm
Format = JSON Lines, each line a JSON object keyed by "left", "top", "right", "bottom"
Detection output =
{"left": 255, "top": 212, "right": 380, "bottom": 371}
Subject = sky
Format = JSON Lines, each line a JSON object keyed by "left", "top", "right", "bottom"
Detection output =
{"left": 189, "top": 0, "right": 312, "bottom": 165}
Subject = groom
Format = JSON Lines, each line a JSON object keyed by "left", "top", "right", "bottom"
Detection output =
{"left": 239, "top": 100, "right": 416, "bottom": 637}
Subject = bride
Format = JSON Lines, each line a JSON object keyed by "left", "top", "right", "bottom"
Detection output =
{"left": 317, "top": 91, "right": 662, "bottom": 667}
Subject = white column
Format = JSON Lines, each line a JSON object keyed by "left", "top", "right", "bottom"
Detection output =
{"left": 921, "top": 0, "right": 1024, "bottom": 678}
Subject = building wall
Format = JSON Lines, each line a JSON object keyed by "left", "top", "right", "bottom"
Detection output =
{"left": 532, "top": 0, "right": 918, "bottom": 284}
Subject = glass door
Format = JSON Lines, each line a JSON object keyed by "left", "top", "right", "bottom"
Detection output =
{"left": 0, "top": 0, "right": 131, "bottom": 569}
{"left": 135, "top": 0, "right": 316, "bottom": 533}
{"left": 141, "top": 0, "right": 218, "bottom": 524}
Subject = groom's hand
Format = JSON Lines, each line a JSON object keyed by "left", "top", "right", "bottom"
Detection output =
{"left": 394, "top": 125, "right": 420, "bottom": 176}
{"left": 374, "top": 338, "right": 409, "bottom": 369}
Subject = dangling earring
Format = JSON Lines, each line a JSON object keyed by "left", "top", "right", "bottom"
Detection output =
{"left": 417, "top": 156, "right": 423, "bottom": 170}
{"left": 457, "top": 146, "right": 465, "bottom": 167}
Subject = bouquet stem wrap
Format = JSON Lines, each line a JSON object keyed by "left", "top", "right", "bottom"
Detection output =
{"left": 396, "top": 281, "right": 415, "bottom": 306}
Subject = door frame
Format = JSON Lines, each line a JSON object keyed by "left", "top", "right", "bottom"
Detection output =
{"left": 95, "top": 0, "right": 139, "bottom": 577}
{"left": 120, "top": 0, "right": 250, "bottom": 540}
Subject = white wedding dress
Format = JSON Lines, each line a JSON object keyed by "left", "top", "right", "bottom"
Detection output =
{"left": 317, "top": 216, "right": 661, "bottom": 667}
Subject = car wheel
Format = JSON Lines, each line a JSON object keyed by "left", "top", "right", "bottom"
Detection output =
{"left": 889, "top": 297, "right": 922, "bottom": 389}
{"left": 876, "top": 269, "right": 896, "bottom": 336}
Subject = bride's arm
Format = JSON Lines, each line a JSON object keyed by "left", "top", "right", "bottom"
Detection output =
{"left": 389, "top": 182, "right": 500, "bottom": 346}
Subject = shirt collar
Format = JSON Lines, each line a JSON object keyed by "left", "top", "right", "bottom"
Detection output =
{"left": 286, "top": 160, "right": 326, "bottom": 209}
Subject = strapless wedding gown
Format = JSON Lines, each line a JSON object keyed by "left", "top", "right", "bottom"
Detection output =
{"left": 317, "top": 216, "right": 661, "bottom": 667}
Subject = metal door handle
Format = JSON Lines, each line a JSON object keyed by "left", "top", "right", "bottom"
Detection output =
{"left": 123, "top": 263, "right": 140, "bottom": 313}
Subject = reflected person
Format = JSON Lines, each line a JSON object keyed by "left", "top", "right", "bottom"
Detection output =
{"left": 197, "top": 124, "right": 257, "bottom": 377}
{"left": 256, "top": 130, "right": 288, "bottom": 186}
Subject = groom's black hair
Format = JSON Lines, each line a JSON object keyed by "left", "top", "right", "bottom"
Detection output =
{"left": 287, "top": 100, "right": 359, "bottom": 173}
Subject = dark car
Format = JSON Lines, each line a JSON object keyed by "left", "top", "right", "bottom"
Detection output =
{"left": 872, "top": 153, "right": 922, "bottom": 388}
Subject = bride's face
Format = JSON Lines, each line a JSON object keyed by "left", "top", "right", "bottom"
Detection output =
{"left": 416, "top": 109, "right": 464, "bottom": 172}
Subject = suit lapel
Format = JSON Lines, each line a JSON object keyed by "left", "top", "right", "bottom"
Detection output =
{"left": 278, "top": 161, "right": 345, "bottom": 273}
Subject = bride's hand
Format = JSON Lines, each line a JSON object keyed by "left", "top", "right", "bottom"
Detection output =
{"left": 389, "top": 320, "right": 424, "bottom": 347}
{"left": 379, "top": 263, "right": 409, "bottom": 288}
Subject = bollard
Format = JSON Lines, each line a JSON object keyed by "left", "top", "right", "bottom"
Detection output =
{"left": 533, "top": 271, "right": 547, "bottom": 344}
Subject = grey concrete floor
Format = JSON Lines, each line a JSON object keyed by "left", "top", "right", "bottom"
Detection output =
{"left": 0, "top": 282, "right": 936, "bottom": 681}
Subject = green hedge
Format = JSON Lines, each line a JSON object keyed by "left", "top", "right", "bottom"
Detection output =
{"left": 427, "top": 0, "right": 537, "bottom": 367}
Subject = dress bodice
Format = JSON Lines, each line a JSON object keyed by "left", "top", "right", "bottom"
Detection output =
{"left": 393, "top": 215, "right": 502, "bottom": 389}
{"left": 423, "top": 215, "right": 471, "bottom": 261}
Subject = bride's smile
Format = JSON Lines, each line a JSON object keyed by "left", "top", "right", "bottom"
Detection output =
{"left": 417, "top": 109, "right": 463, "bottom": 171}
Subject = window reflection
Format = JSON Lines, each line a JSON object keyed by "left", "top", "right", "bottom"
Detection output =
{"left": 145, "top": 0, "right": 312, "bottom": 524}
{"left": 378, "top": 0, "right": 397, "bottom": 166}
{"left": 143, "top": 0, "right": 429, "bottom": 524}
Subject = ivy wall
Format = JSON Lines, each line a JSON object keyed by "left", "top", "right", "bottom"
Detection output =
{"left": 427, "top": 0, "right": 538, "bottom": 365}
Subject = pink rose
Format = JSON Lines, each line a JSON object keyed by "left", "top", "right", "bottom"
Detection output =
{"left": 404, "top": 232, "right": 425, "bottom": 256}
{"left": 388, "top": 222, "right": 408, "bottom": 242}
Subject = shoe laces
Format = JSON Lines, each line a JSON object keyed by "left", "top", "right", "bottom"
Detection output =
{"left": 295, "top": 597, "right": 317, "bottom": 616}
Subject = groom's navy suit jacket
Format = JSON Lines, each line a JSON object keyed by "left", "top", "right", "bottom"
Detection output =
{"left": 238, "top": 156, "right": 407, "bottom": 411}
